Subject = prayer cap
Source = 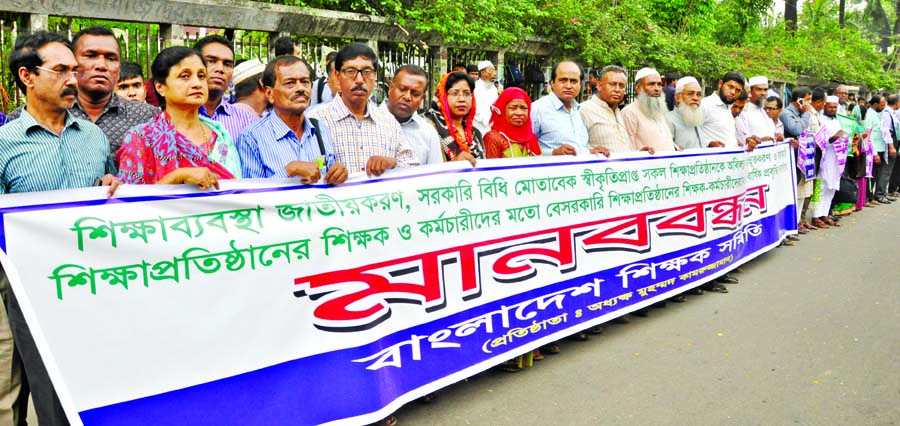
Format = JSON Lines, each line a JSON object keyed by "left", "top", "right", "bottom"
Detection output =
{"left": 233, "top": 59, "right": 265, "bottom": 86}
{"left": 675, "top": 76, "right": 700, "bottom": 94}
{"left": 748, "top": 76, "right": 768, "bottom": 87}
{"left": 634, "top": 67, "right": 659, "bottom": 82}
{"left": 478, "top": 60, "right": 494, "bottom": 71}
{"left": 826, "top": 96, "right": 839, "bottom": 104}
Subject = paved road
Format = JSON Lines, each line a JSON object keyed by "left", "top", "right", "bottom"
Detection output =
{"left": 396, "top": 204, "right": 900, "bottom": 426}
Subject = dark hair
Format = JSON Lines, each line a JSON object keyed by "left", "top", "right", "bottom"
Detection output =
{"left": 395, "top": 64, "right": 427, "bottom": 81}
{"left": 887, "top": 95, "right": 899, "bottom": 106}
{"left": 325, "top": 51, "right": 337, "bottom": 75}
{"left": 766, "top": 96, "right": 783, "bottom": 109}
{"left": 720, "top": 71, "right": 745, "bottom": 88}
{"left": 466, "top": 64, "right": 478, "bottom": 74}
{"left": 234, "top": 73, "right": 263, "bottom": 100}
{"left": 550, "top": 61, "right": 584, "bottom": 82}
{"left": 664, "top": 72, "right": 679, "bottom": 84}
{"left": 333, "top": 43, "right": 378, "bottom": 74}
{"left": 119, "top": 61, "right": 144, "bottom": 81}
{"left": 791, "top": 86, "right": 812, "bottom": 102}
{"left": 262, "top": 55, "right": 314, "bottom": 88}
{"left": 452, "top": 62, "right": 466, "bottom": 70}
{"left": 589, "top": 68, "right": 602, "bottom": 79}
{"left": 812, "top": 87, "right": 827, "bottom": 103}
{"left": 9, "top": 31, "right": 72, "bottom": 92}
{"left": 869, "top": 95, "right": 882, "bottom": 106}
{"left": 597, "top": 65, "right": 625, "bottom": 82}
{"left": 736, "top": 89, "right": 749, "bottom": 102}
{"left": 72, "top": 26, "right": 120, "bottom": 55}
{"left": 150, "top": 46, "right": 204, "bottom": 110}
{"left": 193, "top": 35, "right": 234, "bottom": 56}
{"left": 444, "top": 71, "right": 474, "bottom": 92}
{"left": 273, "top": 37, "right": 297, "bottom": 56}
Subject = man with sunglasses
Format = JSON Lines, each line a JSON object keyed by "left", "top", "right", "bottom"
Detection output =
{"left": 308, "top": 43, "right": 418, "bottom": 177}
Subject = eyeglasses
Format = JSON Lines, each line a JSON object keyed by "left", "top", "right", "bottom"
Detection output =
{"left": 447, "top": 90, "right": 472, "bottom": 99}
{"left": 36, "top": 66, "right": 79, "bottom": 79}
{"left": 340, "top": 68, "right": 376, "bottom": 79}
{"left": 764, "top": 107, "right": 781, "bottom": 111}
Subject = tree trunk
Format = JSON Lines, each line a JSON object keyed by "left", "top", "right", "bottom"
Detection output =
{"left": 785, "top": 0, "right": 798, "bottom": 32}
{"left": 839, "top": 0, "right": 846, "bottom": 29}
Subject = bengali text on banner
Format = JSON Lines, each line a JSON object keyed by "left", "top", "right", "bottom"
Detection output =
{"left": 0, "top": 144, "right": 798, "bottom": 426}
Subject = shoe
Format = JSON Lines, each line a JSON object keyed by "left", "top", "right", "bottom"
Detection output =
{"left": 652, "top": 301, "right": 668, "bottom": 309}
{"left": 687, "top": 287, "right": 705, "bottom": 295}
{"left": 707, "top": 283, "right": 729, "bottom": 293}
{"left": 611, "top": 316, "right": 631, "bottom": 324}
{"left": 887, "top": 196, "right": 898, "bottom": 202}
{"left": 876, "top": 198, "right": 892, "bottom": 204}
{"left": 542, "top": 343, "right": 561, "bottom": 354}
{"left": 632, "top": 309, "right": 650, "bottom": 317}
{"left": 890, "top": 191, "right": 900, "bottom": 197}
{"left": 588, "top": 325, "right": 604, "bottom": 335}
{"left": 716, "top": 276, "right": 739, "bottom": 284}
{"left": 866, "top": 201, "right": 878, "bottom": 207}
{"left": 779, "top": 239, "right": 794, "bottom": 247}
{"left": 568, "top": 332, "right": 590, "bottom": 341}
{"left": 798, "top": 229, "right": 809, "bottom": 235}
{"left": 671, "top": 295, "right": 686, "bottom": 303}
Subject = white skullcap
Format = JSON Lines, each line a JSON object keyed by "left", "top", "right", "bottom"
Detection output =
{"left": 232, "top": 59, "right": 265, "bottom": 86}
{"left": 675, "top": 76, "right": 700, "bottom": 94}
{"left": 748, "top": 76, "right": 768, "bottom": 87}
{"left": 478, "top": 60, "right": 494, "bottom": 71}
{"left": 634, "top": 67, "right": 660, "bottom": 82}
{"left": 826, "top": 96, "right": 839, "bottom": 104}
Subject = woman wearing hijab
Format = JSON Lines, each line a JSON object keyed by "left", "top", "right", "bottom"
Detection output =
{"left": 424, "top": 71, "right": 484, "bottom": 165}
{"left": 483, "top": 87, "right": 542, "bottom": 158}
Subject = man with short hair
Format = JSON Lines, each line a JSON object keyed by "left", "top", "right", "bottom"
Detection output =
{"left": 310, "top": 51, "right": 337, "bottom": 108}
{"left": 580, "top": 65, "right": 634, "bottom": 154}
{"left": 781, "top": 87, "right": 816, "bottom": 230}
{"left": 741, "top": 76, "right": 776, "bottom": 146}
{"left": 273, "top": 36, "right": 301, "bottom": 57}
{"left": 308, "top": 43, "right": 418, "bottom": 176}
{"left": 194, "top": 35, "right": 258, "bottom": 141}
{"left": 586, "top": 68, "right": 601, "bottom": 97}
{"left": 231, "top": 59, "right": 268, "bottom": 118}
{"left": 237, "top": 55, "right": 347, "bottom": 183}
{"left": 115, "top": 60, "right": 147, "bottom": 102}
{"left": 8, "top": 26, "right": 158, "bottom": 156}
{"left": 864, "top": 95, "right": 897, "bottom": 205}
{"left": 473, "top": 60, "right": 499, "bottom": 135}
{"left": 668, "top": 76, "right": 706, "bottom": 150}
{"left": 382, "top": 64, "right": 443, "bottom": 165}
{"left": 466, "top": 64, "right": 479, "bottom": 81}
{"left": 701, "top": 71, "right": 746, "bottom": 149}
{"left": 532, "top": 61, "right": 607, "bottom": 157}
{"left": 622, "top": 67, "right": 676, "bottom": 152}
{"left": 663, "top": 72, "right": 678, "bottom": 111}
{"left": 0, "top": 31, "right": 120, "bottom": 426}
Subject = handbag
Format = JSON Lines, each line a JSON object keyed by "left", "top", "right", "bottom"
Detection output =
{"left": 833, "top": 176, "right": 859, "bottom": 204}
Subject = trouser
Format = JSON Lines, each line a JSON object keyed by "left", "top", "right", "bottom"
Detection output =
{"left": 890, "top": 147, "right": 900, "bottom": 193}
{"left": 870, "top": 152, "right": 891, "bottom": 200}
{"left": 7, "top": 284, "right": 69, "bottom": 426}
{"left": 813, "top": 185, "right": 836, "bottom": 217}
{"left": 856, "top": 178, "right": 867, "bottom": 209}
{"left": 796, "top": 176, "right": 813, "bottom": 225}
{"left": 0, "top": 271, "right": 28, "bottom": 426}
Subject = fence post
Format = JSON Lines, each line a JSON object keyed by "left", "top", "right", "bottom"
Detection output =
{"left": 497, "top": 49, "right": 506, "bottom": 88}
{"left": 365, "top": 39, "right": 379, "bottom": 58}
{"left": 160, "top": 24, "right": 185, "bottom": 48}
{"left": 25, "top": 14, "right": 48, "bottom": 34}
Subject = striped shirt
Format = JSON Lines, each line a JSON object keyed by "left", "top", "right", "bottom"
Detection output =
{"left": 236, "top": 111, "right": 337, "bottom": 178}
{"left": 580, "top": 96, "right": 633, "bottom": 154}
{"left": 307, "top": 96, "right": 418, "bottom": 173}
{"left": 531, "top": 91, "right": 590, "bottom": 156}
{"left": 0, "top": 109, "right": 111, "bottom": 194}
{"left": 200, "top": 99, "right": 260, "bottom": 144}
{"left": 378, "top": 102, "right": 443, "bottom": 165}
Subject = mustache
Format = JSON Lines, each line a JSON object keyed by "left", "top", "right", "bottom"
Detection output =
{"left": 351, "top": 85, "right": 367, "bottom": 92}
{"left": 61, "top": 87, "right": 77, "bottom": 97}
{"left": 290, "top": 91, "right": 309, "bottom": 101}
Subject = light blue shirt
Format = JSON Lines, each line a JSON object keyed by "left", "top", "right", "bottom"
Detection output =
{"left": 0, "top": 110, "right": 111, "bottom": 194}
{"left": 864, "top": 109, "right": 886, "bottom": 153}
{"left": 531, "top": 91, "right": 590, "bottom": 155}
{"left": 236, "top": 111, "right": 336, "bottom": 179}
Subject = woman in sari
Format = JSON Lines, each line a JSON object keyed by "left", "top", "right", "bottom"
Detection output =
{"left": 483, "top": 87, "right": 542, "bottom": 158}
{"left": 424, "top": 71, "right": 484, "bottom": 165}
{"left": 117, "top": 46, "right": 241, "bottom": 189}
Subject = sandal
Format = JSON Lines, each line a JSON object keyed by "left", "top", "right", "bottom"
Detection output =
{"left": 779, "top": 239, "right": 794, "bottom": 247}
{"left": 542, "top": 343, "right": 561, "bottom": 354}
{"left": 378, "top": 415, "right": 398, "bottom": 426}
{"left": 588, "top": 325, "right": 604, "bottom": 335}
{"left": 532, "top": 349, "right": 544, "bottom": 361}
{"left": 501, "top": 361, "right": 522, "bottom": 373}
{"left": 687, "top": 287, "right": 704, "bottom": 295}
{"left": 705, "top": 283, "right": 729, "bottom": 293}
{"left": 671, "top": 294, "right": 686, "bottom": 303}
{"left": 418, "top": 393, "right": 437, "bottom": 404}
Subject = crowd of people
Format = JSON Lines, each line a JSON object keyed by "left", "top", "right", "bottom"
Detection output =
{"left": 0, "top": 26, "right": 894, "bottom": 426}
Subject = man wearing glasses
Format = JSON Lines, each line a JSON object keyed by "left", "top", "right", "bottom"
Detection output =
{"left": 308, "top": 43, "right": 418, "bottom": 177}
{"left": 0, "top": 31, "right": 119, "bottom": 426}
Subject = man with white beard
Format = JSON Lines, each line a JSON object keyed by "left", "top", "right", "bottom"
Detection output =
{"left": 740, "top": 76, "right": 776, "bottom": 146}
{"left": 667, "top": 76, "right": 706, "bottom": 150}
{"left": 622, "top": 68, "right": 677, "bottom": 152}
